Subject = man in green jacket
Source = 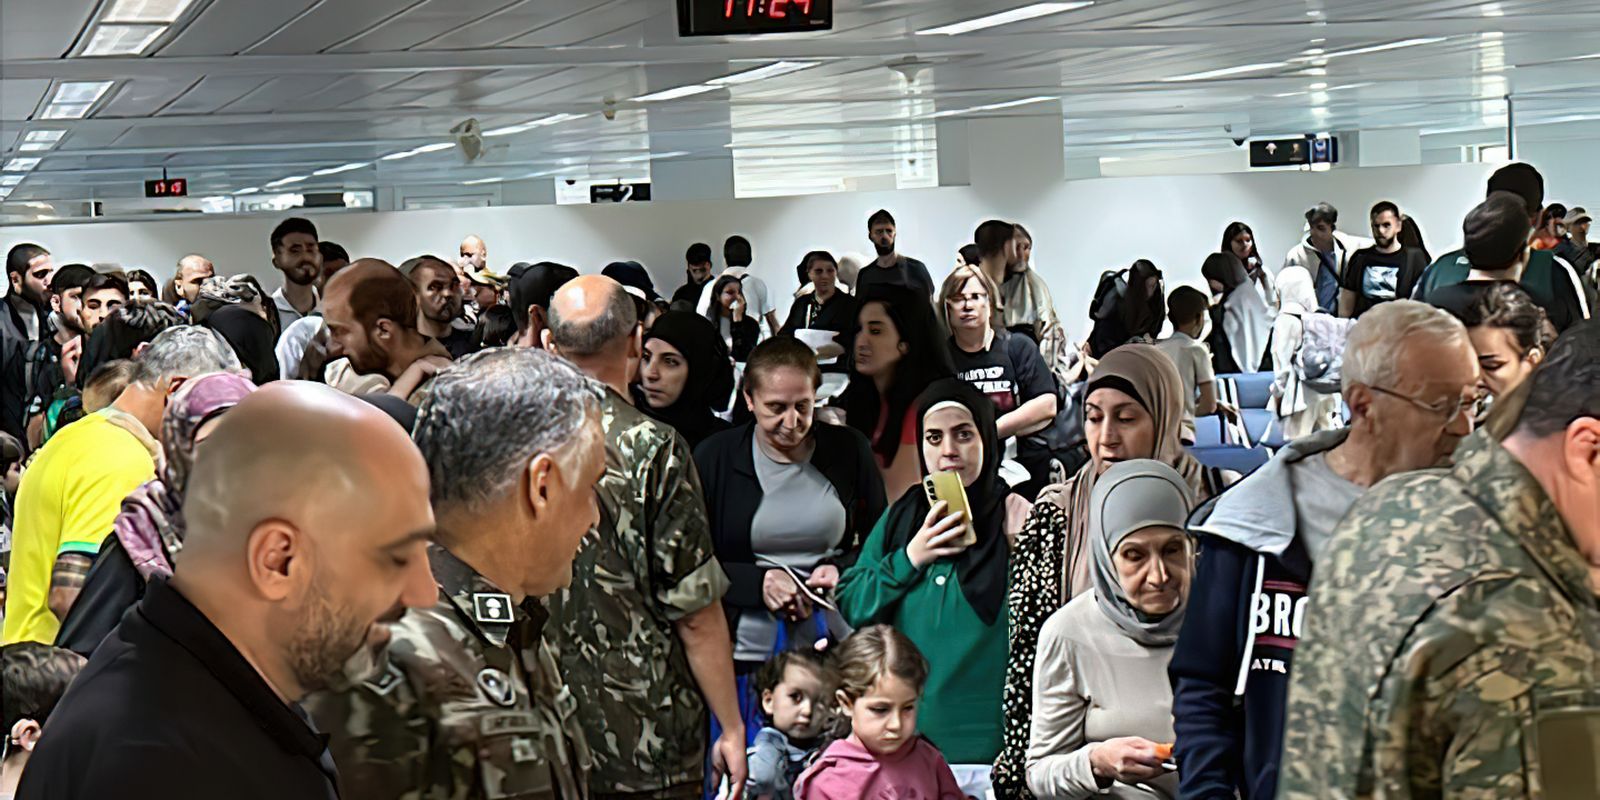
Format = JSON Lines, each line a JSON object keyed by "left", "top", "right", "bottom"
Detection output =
{"left": 1279, "top": 321, "right": 1600, "bottom": 798}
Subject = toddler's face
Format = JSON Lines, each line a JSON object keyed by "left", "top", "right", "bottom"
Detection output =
{"left": 762, "top": 664, "right": 827, "bottom": 741}
{"left": 842, "top": 673, "right": 920, "bottom": 757}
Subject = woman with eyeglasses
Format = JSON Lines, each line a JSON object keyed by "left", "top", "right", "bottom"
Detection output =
{"left": 940, "top": 265, "right": 1058, "bottom": 500}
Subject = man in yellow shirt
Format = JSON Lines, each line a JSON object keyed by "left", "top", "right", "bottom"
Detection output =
{"left": 1, "top": 325, "right": 240, "bottom": 644}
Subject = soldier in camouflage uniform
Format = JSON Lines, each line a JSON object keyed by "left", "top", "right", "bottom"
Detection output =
{"left": 1279, "top": 323, "right": 1600, "bottom": 799}
{"left": 542, "top": 276, "right": 744, "bottom": 800}
{"left": 307, "top": 347, "right": 608, "bottom": 800}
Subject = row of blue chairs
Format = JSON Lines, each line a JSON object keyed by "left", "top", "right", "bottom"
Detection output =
{"left": 1190, "top": 372, "right": 1282, "bottom": 475}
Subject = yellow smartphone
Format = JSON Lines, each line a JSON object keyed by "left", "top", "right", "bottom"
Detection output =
{"left": 922, "top": 471, "right": 976, "bottom": 547}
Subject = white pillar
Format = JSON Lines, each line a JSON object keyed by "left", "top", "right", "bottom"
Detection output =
{"left": 1355, "top": 128, "right": 1422, "bottom": 167}
{"left": 650, "top": 155, "right": 735, "bottom": 201}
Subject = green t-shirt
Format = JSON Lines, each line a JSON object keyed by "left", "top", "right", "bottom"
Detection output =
{"left": 1413, "top": 248, "right": 1590, "bottom": 331}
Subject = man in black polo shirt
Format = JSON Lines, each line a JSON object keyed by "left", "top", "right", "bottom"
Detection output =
{"left": 1339, "top": 201, "right": 1431, "bottom": 318}
{"left": 853, "top": 209, "right": 934, "bottom": 299}
{"left": 17, "top": 382, "right": 440, "bottom": 800}
{"left": 672, "top": 242, "right": 715, "bottom": 309}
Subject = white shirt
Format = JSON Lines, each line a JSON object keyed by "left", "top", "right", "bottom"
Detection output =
{"left": 697, "top": 267, "right": 774, "bottom": 336}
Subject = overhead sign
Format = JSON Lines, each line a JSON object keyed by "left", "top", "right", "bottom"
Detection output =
{"left": 144, "top": 177, "right": 188, "bottom": 197}
{"left": 678, "top": 0, "right": 832, "bottom": 37}
{"left": 590, "top": 183, "right": 652, "bottom": 203}
{"left": 1250, "top": 137, "right": 1339, "bottom": 168}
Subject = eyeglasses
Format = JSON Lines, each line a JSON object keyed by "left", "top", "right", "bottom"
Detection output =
{"left": 1369, "top": 384, "right": 1486, "bottom": 422}
{"left": 950, "top": 292, "right": 988, "bottom": 307}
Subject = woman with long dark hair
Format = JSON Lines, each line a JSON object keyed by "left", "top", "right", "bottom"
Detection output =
{"left": 838, "top": 285, "right": 953, "bottom": 501}
{"left": 706, "top": 274, "right": 761, "bottom": 361}
{"left": 1222, "top": 221, "right": 1276, "bottom": 312}
{"left": 1088, "top": 260, "right": 1166, "bottom": 358}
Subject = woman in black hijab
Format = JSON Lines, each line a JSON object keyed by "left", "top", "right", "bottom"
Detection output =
{"left": 205, "top": 304, "right": 280, "bottom": 385}
{"left": 836, "top": 378, "right": 1032, "bottom": 767}
{"left": 633, "top": 310, "right": 734, "bottom": 449}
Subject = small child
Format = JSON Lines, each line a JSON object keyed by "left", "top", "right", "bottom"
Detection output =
{"left": 793, "top": 625, "right": 964, "bottom": 800}
{"left": 0, "top": 643, "right": 88, "bottom": 797}
{"left": 747, "top": 649, "right": 832, "bottom": 800}
{"left": 1154, "top": 285, "right": 1222, "bottom": 443}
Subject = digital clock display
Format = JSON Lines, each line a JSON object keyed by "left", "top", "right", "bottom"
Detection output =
{"left": 678, "top": 0, "right": 832, "bottom": 37}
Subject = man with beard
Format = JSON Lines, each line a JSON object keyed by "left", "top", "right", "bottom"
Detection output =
{"left": 460, "top": 234, "right": 488, "bottom": 299}
{"left": 324, "top": 260, "right": 452, "bottom": 406}
{"left": 22, "top": 265, "right": 95, "bottom": 446}
{"left": 2, "top": 244, "right": 53, "bottom": 443}
{"left": 174, "top": 254, "right": 214, "bottom": 310}
{"left": 80, "top": 273, "right": 128, "bottom": 336}
{"left": 15, "top": 382, "right": 440, "bottom": 799}
{"left": 852, "top": 209, "right": 934, "bottom": 300}
{"left": 401, "top": 255, "right": 475, "bottom": 358}
{"left": 307, "top": 347, "right": 606, "bottom": 800}
{"left": 269, "top": 217, "right": 323, "bottom": 332}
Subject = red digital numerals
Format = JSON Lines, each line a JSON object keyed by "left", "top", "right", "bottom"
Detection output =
{"left": 725, "top": 0, "right": 812, "bottom": 19}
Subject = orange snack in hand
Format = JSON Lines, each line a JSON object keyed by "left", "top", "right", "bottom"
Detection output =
{"left": 1154, "top": 743, "right": 1174, "bottom": 760}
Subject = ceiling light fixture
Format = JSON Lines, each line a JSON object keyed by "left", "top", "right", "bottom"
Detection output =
{"left": 379, "top": 142, "right": 454, "bottom": 160}
{"left": 311, "top": 162, "right": 370, "bottom": 176}
{"left": 51, "top": 81, "right": 115, "bottom": 105}
{"left": 24, "top": 130, "right": 65, "bottom": 143}
{"left": 1162, "top": 62, "right": 1288, "bottom": 82}
{"left": 916, "top": 2, "right": 1095, "bottom": 36}
{"left": 616, "top": 150, "right": 691, "bottom": 163}
{"left": 103, "top": 0, "right": 196, "bottom": 23}
{"left": 1302, "top": 37, "right": 1447, "bottom": 61}
{"left": 0, "top": 175, "right": 23, "bottom": 186}
{"left": 462, "top": 177, "right": 503, "bottom": 185}
{"left": 235, "top": 187, "right": 261, "bottom": 195}
{"left": 709, "top": 61, "right": 820, "bottom": 86}
{"left": 484, "top": 112, "right": 587, "bottom": 137}
{"left": 83, "top": 23, "right": 167, "bottom": 56}
{"left": 265, "top": 175, "right": 307, "bottom": 187}
{"left": 18, "top": 143, "right": 50, "bottom": 152}
{"left": 926, "top": 95, "right": 1057, "bottom": 119}
{"left": 4, "top": 158, "right": 41, "bottom": 172}
{"left": 633, "top": 84, "right": 720, "bottom": 102}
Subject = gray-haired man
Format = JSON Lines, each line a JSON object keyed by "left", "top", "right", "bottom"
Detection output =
{"left": 2, "top": 325, "right": 241, "bottom": 644}
{"left": 308, "top": 346, "right": 607, "bottom": 800}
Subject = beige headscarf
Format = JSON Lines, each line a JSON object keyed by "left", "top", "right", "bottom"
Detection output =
{"left": 1036, "top": 343, "right": 1209, "bottom": 604}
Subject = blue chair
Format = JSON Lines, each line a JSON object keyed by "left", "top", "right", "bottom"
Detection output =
{"left": 1240, "top": 408, "right": 1288, "bottom": 449}
{"left": 1229, "top": 372, "right": 1275, "bottom": 409}
{"left": 1189, "top": 445, "right": 1271, "bottom": 475}
{"left": 1193, "top": 414, "right": 1224, "bottom": 448}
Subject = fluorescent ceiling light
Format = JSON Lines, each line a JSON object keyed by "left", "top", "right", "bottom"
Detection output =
{"left": 484, "top": 112, "right": 587, "bottom": 137}
{"left": 235, "top": 187, "right": 261, "bottom": 195}
{"left": 53, "top": 81, "right": 114, "bottom": 105}
{"left": 917, "top": 2, "right": 1095, "bottom": 36}
{"left": 42, "top": 104, "right": 93, "bottom": 119}
{"left": 379, "top": 142, "right": 453, "bottom": 160}
{"left": 4, "top": 158, "right": 41, "bottom": 171}
{"left": 18, "top": 143, "right": 51, "bottom": 152}
{"left": 103, "top": 0, "right": 197, "bottom": 23}
{"left": 1301, "top": 37, "right": 1447, "bottom": 61}
{"left": 633, "top": 84, "right": 719, "bottom": 102}
{"left": 926, "top": 95, "right": 1057, "bottom": 119}
{"left": 709, "top": 61, "right": 820, "bottom": 86}
{"left": 83, "top": 24, "right": 167, "bottom": 56}
{"left": 25, "top": 130, "right": 65, "bottom": 143}
{"left": 311, "top": 162, "right": 369, "bottom": 176}
{"left": 265, "top": 175, "right": 306, "bottom": 187}
{"left": 1163, "top": 62, "right": 1288, "bottom": 82}
{"left": 616, "top": 151, "right": 691, "bottom": 163}
{"left": 461, "top": 177, "right": 502, "bottom": 185}
{"left": 0, "top": 175, "right": 23, "bottom": 186}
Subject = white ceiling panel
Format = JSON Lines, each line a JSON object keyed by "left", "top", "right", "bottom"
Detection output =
{"left": 3, "top": 0, "right": 1599, "bottom": 205}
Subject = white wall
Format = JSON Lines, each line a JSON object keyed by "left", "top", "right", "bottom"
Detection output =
{"left": 3, "top": 161, "right": 1499, "bottom": 342}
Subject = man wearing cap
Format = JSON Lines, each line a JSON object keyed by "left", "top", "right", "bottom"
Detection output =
{"left": 1554, "top": 207, "right": 1598, "bottom": 300}
{"left": 1412, "top": 162, "right": 1590, "bottom": 331}
{"left": 467, "top": 264, "right": 506, "bottom": 315}
{"left": 602, "top": 261, "right": 665, "bottom": 329}
{"left": 508, "top": 262, "right": 579, "bottom": 350}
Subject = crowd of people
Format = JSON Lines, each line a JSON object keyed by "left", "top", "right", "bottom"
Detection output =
{"left": 0, "top": 161, "right": 1597, "bottom": 800}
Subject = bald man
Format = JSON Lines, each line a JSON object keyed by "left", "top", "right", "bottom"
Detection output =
{"left": 308, "top": 348, "right": 606, "bottom": 800}
{"left": 16, "top": 383, "right": 439, "bottom": 800}
{"left": 542, "top": 276, "right": 746, "bottom": 798}
{"left": 175, "top": 254, "right": 214, "bottom": 305}
{"left": 324, "top": 259, "right": 452, "bottom": 405}
{"left": 459, "top": 235, "right": 487, "bottom": 303}
{"left": 399, "top": 255, "right": 473, "bottom": 359}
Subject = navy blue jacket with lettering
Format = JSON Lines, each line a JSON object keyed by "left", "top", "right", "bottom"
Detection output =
{"left": 1167, "top": 429, "right": 1347, "bottom": 800}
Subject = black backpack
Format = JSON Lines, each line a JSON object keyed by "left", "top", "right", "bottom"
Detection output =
{"left": 1089, "top": 269, "right": 1128, "bottom": 322}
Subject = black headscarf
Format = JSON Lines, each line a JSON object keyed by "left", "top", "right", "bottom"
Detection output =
{"left": 1201, "top": 252, "right": 1250, "bottom": 295}
{"left": 635, "top": 311, "right": 735, "bottom": 448}
{"left": 881, "top": 378, "right": 1010, "bottom": 625}
{"left": 206, "top": 304, "right": 280, "bottom": 385}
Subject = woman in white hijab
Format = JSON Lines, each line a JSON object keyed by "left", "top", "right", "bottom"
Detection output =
{"left": 1025, "top": 459, "right": 1195, "bottom": 799}
{"left": 1200, "top": 252, "right": 1271, "bottom": 374}
{"left": 1269, "top": 266, "right": 1341, "bottom": 438}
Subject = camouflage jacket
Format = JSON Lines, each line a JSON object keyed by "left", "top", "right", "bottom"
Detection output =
{"left": 1279, "top": 430, "right": 1600, "bottom": 799}
{"left": 307, "top": 546, "right": 592, "bottom": 800}
{"left": 544, "top": 389, "right": 730, "bottom": 796}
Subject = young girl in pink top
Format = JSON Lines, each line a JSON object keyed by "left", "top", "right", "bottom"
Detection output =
{"left": 794, "top": 625, "right": 966, "bottom": 800}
